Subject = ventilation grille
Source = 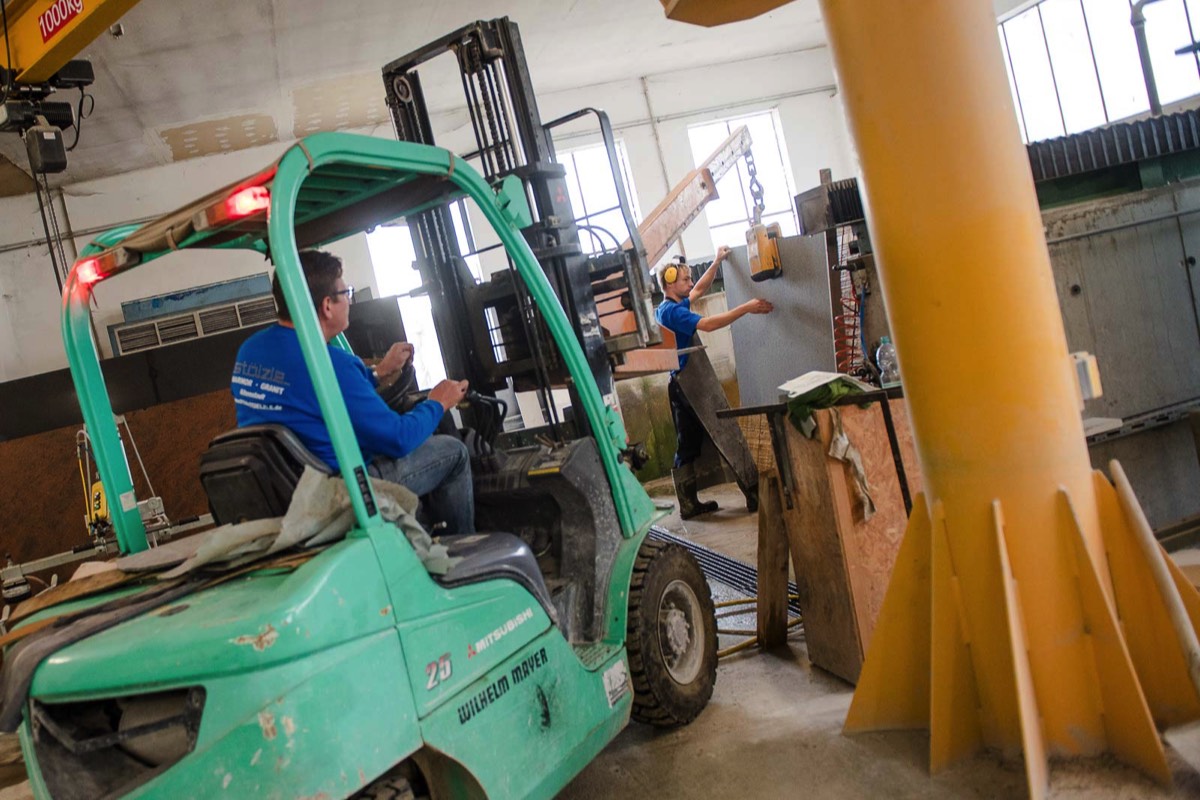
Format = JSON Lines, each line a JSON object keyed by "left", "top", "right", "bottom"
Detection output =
{"left": 157, "top": 316, "right": 198, "bottom": 344}
{"left": 199, "top": 306, "right": 239, "bottom": 335}
{"left": 115, "top": 323, "right": 159, "bottom": 354}
{"left": 112, "top": 296, "right": 276, "bottom": 355}
{"left": 237, "top": 296, "right": 278, "bottom": 327}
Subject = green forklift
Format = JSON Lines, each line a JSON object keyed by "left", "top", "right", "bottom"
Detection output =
{"left": 0, "top": 132, "right": 718, "bottom": 799}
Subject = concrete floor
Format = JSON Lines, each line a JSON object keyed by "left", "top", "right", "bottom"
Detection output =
{"left": 562, "top": 482, "right": 1200, "bottom": 800}
{"left": 6, "top": 482, "right": 1200, "bottom": 798}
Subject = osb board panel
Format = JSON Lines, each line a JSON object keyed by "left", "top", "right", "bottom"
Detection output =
{"left": 890, "top": 401, "right": 924, "bottom": 498}
{"left": 784, "top": 422, "right": 863, "bottom": 684}
{"left": 0, "top": 391, "right": 234, "bottom": 566}
{"left": 736, "top": 414, "right": 775, "bottom": 474}
{"left": 813, "top": 404, "right": 916, "bottom": 655}
{"left": 781, "top": 400, "right": 924, "bottom": 683}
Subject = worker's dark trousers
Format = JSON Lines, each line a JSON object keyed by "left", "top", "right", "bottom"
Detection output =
{"left": 668, "top": 375, "right": 705, "bottom": 468}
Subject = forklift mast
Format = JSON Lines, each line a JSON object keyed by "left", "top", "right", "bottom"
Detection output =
{"left": 381, "top": 18, "right": 658, "bottom": 432}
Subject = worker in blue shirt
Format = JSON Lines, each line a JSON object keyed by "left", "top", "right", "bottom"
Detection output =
{"left": 655, "top": 247, "right": 773, "bottom": 518}
{"left": 232, "top": 250, "right": 474, "bottom": 534}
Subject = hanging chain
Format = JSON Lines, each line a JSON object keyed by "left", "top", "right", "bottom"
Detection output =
{"left": 31, "top": 165, "right": 71, "bottom": 293}
{"left": 745, "top": 147, "right": 766, "bottom": 226}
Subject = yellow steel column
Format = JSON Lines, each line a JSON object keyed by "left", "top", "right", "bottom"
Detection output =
{"left": 819, "top": 0, "right": 1200, "bottom": 795}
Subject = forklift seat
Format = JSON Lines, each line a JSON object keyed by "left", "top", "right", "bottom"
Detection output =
{"left": 199, "top": 425, "right": 556, "bottom": 619}
{"left": 199, "top": 424, "right": 332, "bottom": 525}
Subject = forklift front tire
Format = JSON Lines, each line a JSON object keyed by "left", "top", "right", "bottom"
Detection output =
{"left": 626, "top": 538, "right": 717, "bottom": 727}
{"left": 355, "top": 764, "right": 428, "bottom": 800}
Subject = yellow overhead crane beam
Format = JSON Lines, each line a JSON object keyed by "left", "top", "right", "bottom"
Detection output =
{"left": 1, "top": 0, "right": 140, "bottom": 84}
{"left": 658, "top": 0, "right": 795, "bottom": 26}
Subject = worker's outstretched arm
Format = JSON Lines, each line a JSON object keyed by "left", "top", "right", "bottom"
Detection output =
{"left": 689, "top": 246, "right": 731, "bottom": 304}
{"left": 695, "top": 298, "right": 773, "bottom": 332}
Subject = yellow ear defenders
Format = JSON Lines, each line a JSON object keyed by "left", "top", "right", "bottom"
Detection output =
{"left": 662, "top": 257, "right": 686, "bottom": 286}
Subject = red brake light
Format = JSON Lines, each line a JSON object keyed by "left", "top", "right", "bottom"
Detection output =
{"left": 75, "top": 257, "right": 104, "bottom": 286}
{"left": 224, "top": 186, "right": 271, "bottom": 220}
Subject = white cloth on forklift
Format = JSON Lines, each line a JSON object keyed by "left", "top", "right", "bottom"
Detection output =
{"left": 269, "top": 466, "right": 356, "bottom": 554}
{"left": 139, "top": 468, "right": 457, "bottom": 579}
{"left": 159, "top": 518, "right": 283, "bottom": 579}
{"left": 271, "top": 466, "right": 420, "bottom": 551}
{"left": 271, "top": 467, "right": 458, "bottom": 574}
{"left": 115, "top": 534, "right": 203, "bottom": 573}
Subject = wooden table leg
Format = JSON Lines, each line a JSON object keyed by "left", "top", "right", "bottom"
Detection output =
{"left": 757, "top": 469, "right": 790, "bottom": 647}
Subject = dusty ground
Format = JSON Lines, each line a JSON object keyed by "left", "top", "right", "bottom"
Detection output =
{"left": 562, "top": 482, "right": 1200, "bottom": 799}
{"left": 5, "top": 482, "right": 1200, "bottom": 798}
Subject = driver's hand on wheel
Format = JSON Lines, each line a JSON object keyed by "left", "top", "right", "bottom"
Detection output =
{"left": 377, "top": 342, "right": 415, "bottom": 379}
{"left": 429, "top": 379, "right": 469, "bottom": 411}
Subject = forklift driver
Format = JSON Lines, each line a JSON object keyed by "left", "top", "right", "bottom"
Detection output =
{"left": 231, "top": 249, "right": 475, "bottom": 534}
{"left": 655, "top": 247, "right": 773, "bottom": 519}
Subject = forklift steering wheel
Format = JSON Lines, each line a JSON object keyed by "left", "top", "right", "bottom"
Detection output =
{"left": 376, "top": 362, "right": 421, "bottom": 414}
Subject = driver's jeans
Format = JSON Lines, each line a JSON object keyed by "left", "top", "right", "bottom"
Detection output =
{"left": 368, "top": 434, "right": 475, "bottom": 535}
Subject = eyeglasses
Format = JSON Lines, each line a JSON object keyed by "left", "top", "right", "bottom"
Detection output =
{"left": 330, "top": 285, "right": 355, "bottom": 303}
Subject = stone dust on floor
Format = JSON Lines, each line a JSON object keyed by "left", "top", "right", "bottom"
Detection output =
{"left": 6, "top": 484, "right": 1200, "bottom": 798}
{"left": 560, "top": 482, "right": 1200, "bottom": 799}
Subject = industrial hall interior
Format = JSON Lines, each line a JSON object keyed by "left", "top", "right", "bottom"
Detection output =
{"left": 2, "top": 0, "right": 1200, "bottom": 798}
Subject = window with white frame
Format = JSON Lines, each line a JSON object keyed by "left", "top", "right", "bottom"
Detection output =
{"left": 366, "top": 201, "right": 481, "bottom": 389}
{"left": 686, "top": 111, "right": 798, "bottom": 256}
{"left": 558, "top": 140, "right": 642, "bottom": 255}
{"left": 1000, "top": 0, "right": 1200, "bottom": 143}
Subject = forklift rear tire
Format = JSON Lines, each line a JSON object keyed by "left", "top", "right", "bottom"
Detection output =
{"left": 626, "top": 538, "right": 717, "bottom": 727}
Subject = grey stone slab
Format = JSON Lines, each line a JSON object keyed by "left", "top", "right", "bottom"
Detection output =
{"left": 723, "top": 237, "right": 837, "bottom": 407}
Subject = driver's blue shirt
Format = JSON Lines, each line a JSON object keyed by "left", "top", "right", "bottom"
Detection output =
{"left": 655, "top": 297, "right": 702, "bottom": 374}
{"left": 231, "top": 324, "right": 443, "bottom": 472}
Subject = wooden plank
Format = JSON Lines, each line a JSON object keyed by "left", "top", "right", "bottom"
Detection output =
{"left": 0, "top": 733, "right": 24, "bottom": 790}
{"left": 635, "top": 168, "right": 716, "bottom": 270}
{"left": 756, "top": 471, "right": 789, "bottom": 647}
{"left": 621, "top": 125, "right": 747, "bottom": 268}
{"left": 613, "top": 342, "right": 679, "bottom": 376}
{"left": 609, "top": 167, "right": 699, "bottom": 373}
{"left": 613, "top": 127, "right": 750, "bottom": 374}
{"left": 784, "top": 416, "right": 863, "bottom": 683}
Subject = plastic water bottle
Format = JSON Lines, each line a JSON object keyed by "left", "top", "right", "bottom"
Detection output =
{"left": 876, "top": 336, "right": 901, "bottom": 388}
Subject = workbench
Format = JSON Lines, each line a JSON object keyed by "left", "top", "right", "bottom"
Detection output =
{"left": 719, "top": 388, "right": 922, "bottom": 683}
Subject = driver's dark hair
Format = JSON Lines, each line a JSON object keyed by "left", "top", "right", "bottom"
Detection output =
{"left": 272, "top": 250, "right": 344, "bottom": 322}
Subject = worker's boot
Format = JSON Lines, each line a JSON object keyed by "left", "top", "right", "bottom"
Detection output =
{"left": 673, "top": 463, "right": 719, "bottom": 520}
